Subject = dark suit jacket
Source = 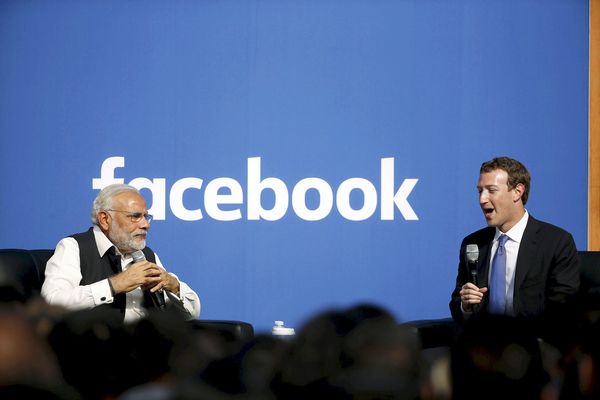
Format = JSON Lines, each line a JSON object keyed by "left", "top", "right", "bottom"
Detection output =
{"left": 450, "top": 215, "right": 580, "bottom": 322}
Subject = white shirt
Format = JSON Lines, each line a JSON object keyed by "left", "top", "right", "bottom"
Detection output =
{"left": 489, "top": 210, "right": 529, "bottom": 316}
{"left": 41, "top": 226, "right": 201, "bottom": 323}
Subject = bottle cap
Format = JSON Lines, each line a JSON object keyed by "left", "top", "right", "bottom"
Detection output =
{"left": 272, "top": 320, "right": 295, "bottom": 336}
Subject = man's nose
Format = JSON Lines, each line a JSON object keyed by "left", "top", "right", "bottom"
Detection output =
{"left": 479, "top": 191, "right": 488, "bottom": 204}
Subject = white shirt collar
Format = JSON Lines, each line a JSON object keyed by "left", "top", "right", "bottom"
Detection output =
{"left": 494, "top": 209, "right": 529, "bottom": 244}
{"left": 92, "top": 225, "right": 115, "bottom": 257}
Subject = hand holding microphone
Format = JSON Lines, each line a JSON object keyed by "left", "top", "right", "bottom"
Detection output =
{"left": 460, "top": 244, "right": 488, "bottom": 312}
{"left": 132, "top": 250, "right": 166, "bottom": 310}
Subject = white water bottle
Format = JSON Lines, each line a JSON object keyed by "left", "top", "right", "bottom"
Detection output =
{"left": 272, "top": 320, "right": 295, "bottom": 339}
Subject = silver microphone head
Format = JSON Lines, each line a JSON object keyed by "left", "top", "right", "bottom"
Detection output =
{"left": 132, "top": 250, "right": 146, "bottom": 263}
{"left": 466, "top": 244, "right": 479, "bottom": 263}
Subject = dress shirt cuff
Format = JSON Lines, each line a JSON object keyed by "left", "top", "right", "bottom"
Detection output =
{"left": 460, "top": 302, "right": 474, "bottom": 318}
{"left": 166, "top": 290, "right": 184, "bottom": 305}
{"left": 90, "top": 279, "right": 114, "bottom": 305}
{"left": 164, "top": 274, "right": 200, "bottom": 319}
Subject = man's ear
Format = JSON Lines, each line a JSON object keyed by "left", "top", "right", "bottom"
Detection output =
{"left": 512, "top": 183, "right": 525, "bottom": 203}
{"left": 97, "top": 211, "right": 111, "bottom": 231}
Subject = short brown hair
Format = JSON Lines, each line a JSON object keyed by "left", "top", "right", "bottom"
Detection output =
{"left": 480, "top": 157, "right": 531, "bottom": 205}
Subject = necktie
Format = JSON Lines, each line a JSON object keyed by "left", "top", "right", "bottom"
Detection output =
{"left": 489, "top": 234, "right": 509, "bottom": 314}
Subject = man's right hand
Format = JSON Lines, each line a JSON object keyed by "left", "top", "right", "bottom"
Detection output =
{"left": 460, "top": 282, "right": 488, "bottom": 312}
{"left": 108, "top": 260, "right": 162, "bottom": 295}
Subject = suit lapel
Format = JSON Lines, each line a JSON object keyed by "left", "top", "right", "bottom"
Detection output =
{"left": 477, "top": 229, "right": 495, "bottom": 289}
{"left": 514, "top": 216, "right": 540, "bottom": 291}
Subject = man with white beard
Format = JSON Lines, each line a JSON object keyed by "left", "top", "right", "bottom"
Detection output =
{"left": 42, "top": 184, "right": 200, "bottom": 323}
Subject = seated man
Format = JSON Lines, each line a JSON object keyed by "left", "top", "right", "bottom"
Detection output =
{"left": 450, "top": 157, "right": 579, "bottom": 323}
{"left": 42, "top": 184, "right": 200, "bottom": 323}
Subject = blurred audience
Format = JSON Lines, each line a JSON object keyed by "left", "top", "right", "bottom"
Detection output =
{"left": 272, "top": 304, "right": 422, "bottom": 399}
{"left": 451, "top": 314, "right": 550, "bottom": 400}
{"left": 1, "top": 295, "right": 600, "bottom": 400}
{"left": 0, "top": 306, "right": 78, "bottom": 399}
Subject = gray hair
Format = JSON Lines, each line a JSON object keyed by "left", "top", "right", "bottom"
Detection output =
{"left": 91, "top": 184, "right": 140, "bottom": 225}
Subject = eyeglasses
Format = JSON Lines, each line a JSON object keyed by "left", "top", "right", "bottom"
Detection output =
{"left": 104, "top": 209, "right": 153, "bottom": 223}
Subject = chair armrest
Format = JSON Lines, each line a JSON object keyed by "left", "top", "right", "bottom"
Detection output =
{"left": 188, "top": 319, "right": 254, "bottom": 343}
{"left": 401, "top": 317, "right": 456, "bottom": 348}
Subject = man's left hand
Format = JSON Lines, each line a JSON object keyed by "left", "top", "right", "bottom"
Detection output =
{"left": 143, "top": 264, "right": 180, "bottom": 296}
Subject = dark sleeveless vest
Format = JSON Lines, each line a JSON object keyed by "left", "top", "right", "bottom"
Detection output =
{"left": 70, "top": 227, "right": 158, "bottom": 321}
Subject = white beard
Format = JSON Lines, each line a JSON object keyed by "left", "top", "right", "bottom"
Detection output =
{"left": 108, "top": 220, "right": 146, "bottom": 254}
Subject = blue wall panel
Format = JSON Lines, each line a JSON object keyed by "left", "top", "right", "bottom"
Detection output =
{"left": 0, "top": 0, "right": 588, "bottom": 332}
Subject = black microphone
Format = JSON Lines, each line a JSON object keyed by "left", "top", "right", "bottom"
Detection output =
{"left": 465, "top": 244, "right": 479, "bottom": 286}
{"left": 132, "top": 250, "right": 166, "bottom": 310}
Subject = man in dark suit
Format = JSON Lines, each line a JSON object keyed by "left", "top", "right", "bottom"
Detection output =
{"left": 450, "top": 157, "right": 579, "bottom": 322}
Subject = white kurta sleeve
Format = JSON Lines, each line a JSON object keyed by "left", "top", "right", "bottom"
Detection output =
{"left": 41, "top": 238, "right": 115, "bottom": 309}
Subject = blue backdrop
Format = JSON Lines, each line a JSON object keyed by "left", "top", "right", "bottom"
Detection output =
{"left": 0, "top": 0, "right": 589, "bottom": 333}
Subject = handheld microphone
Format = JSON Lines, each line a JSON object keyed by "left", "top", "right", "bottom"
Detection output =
{"left": 132, "top": 250, "right": 166, "bottom": 310}
{"left": 465, "top": 244, "right": 479, "bottom": 286}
